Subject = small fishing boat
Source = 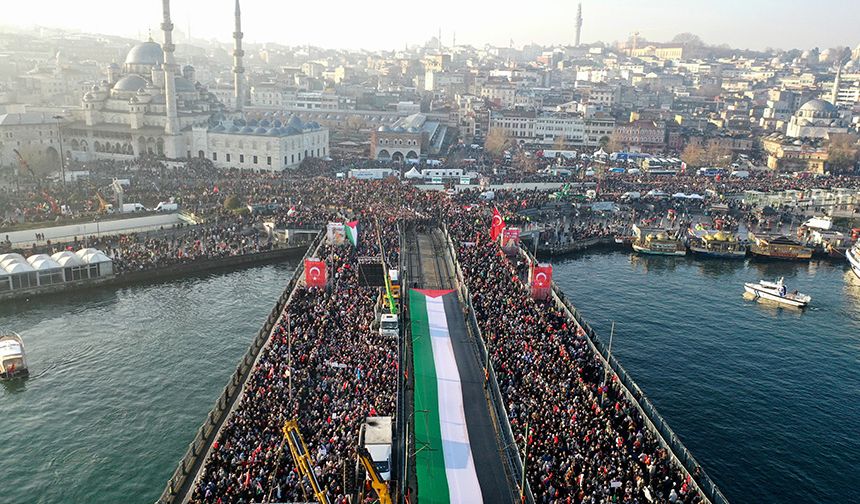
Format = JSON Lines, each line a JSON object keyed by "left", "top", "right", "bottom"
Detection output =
{"left": 0, "top": 332, "right": 28, "bottom": 380}
{"left": 743, "top": 277, "right": 811, "bottom": 308}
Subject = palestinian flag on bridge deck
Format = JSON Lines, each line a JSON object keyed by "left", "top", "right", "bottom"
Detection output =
{"left": 345, "top": 220, "right": 359, "bottom": 247}
{"left": 410, "top": 288, "right": 483, "bottom": 504}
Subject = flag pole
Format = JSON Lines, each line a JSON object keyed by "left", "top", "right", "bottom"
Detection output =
{"left": 601, "top": 321, "right": 615, "bottom": 405}
{"left": 520, "top": 420, "right": 529, "bottom": 504}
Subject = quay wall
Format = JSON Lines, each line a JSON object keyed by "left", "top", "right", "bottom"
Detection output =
{"left": 520, "top": 246, "right": 730, "bottom": 504}
{"left": 156, "top": 231, "right": 325, "bottom": 504}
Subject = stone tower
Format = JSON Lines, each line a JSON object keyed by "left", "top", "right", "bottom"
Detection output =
{"left": 233, "top": 0, "right": 245, "bottom": 112}
{"left": 161, "top": 0, "right": 183, "bottom": 157}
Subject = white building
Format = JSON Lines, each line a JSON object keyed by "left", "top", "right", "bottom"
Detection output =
{"left": 786, "top": 99, "right": 848, "bottom": 139}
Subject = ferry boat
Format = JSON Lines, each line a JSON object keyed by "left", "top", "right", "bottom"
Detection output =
{"left": 743, "top": 278, "right": 811, "bottom": 308}
{"left": 847, "top": 242, "right": 860, "bottom": 280}
{"left": 631, "top": 225, "right": 686, "bottom": 256}
{"left": 0, "top": 332, "right": 28, "bottom": 380}
{"left": 688, "top": 229, "right": 746, "bottom": 258}
{"left": 748, "top": 232, "right": 813, "bottom": 261}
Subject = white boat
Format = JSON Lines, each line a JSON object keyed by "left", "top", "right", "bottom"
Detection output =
{"left": 0, "top": 332, "right": 28, "bottom": 380}
{"left": 743, "top": 278, "right": 811, "bottom": 308}
{"left": 848, "top": 243, "right": 860, "bottom": 280}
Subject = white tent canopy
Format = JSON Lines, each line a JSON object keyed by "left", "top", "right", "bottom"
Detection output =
{"left": 404, "top": 167, "right": 423, "bottom": 179}
{"left": 51, "top": 251, "right": 83, "bottom": 267}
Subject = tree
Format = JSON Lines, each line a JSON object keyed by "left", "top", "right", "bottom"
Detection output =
{"left": 827, "top": 134, "right": 860, "bottom": 174}
{"left": 702, "top": 143, "right": 732, "bottom": 167}
{"left": 671, "top": 33, "right": 704, "bottom": 47}
{"left": 607, "top": 132, "right": 624, "bottom": 154}
{"left": 224, "top": 195, "right": 240, "bottom": 210}
{"left": 598, "top": 135, "right": 610, "bottom": 151}
{"left": 553, "top": 134, "right": 568, "bottom": 151}
{"left": 681, "top": 142, "right": 705, "bottom": 167}
{"left": 484, "top": 127, "right": 510, "bottom": 157}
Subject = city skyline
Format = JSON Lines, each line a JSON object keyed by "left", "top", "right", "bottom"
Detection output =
{"left": 5, "top": 0, "right": 859, "bottom": 52}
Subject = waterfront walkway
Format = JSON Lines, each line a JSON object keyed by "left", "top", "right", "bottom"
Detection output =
{"left": 4, "top": 213, "right": 183, "bottom": 246}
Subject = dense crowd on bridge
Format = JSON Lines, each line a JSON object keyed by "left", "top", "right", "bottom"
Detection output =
{"left": 448, "top": 212, "right": 704, "bottom": 504}
{"left": 190, "top": 215, "right": 406, "bottom": 504}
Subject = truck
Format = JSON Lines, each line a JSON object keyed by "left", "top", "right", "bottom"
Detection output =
{"left": 362, "top": 416, "right": 393, "bottom": 481}
{"left": 379, "top": 314, "right": 399, "bottom": 339}
{"left": 154, "top": 201, "right": 178, "bottom": 212}
{"left": 121, "top": 203, "right": 146, "bottom": 213}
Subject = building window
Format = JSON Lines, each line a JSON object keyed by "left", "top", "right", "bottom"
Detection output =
{"left": 253, "top": 155, "right": 258, "bottom": 164}
{"left": 226, "top": 153, "right": 231, "bottom": 162}
{"left": 284, "top": 156, "right": 288, "bottom": 165}
{"left": 213, "top": 152, "right": 217, "bottom": 161}
{"left": 267, "top": 156, "right": 271, "bottom": 166}
{"left": 240, "top": 154, "right": 244, "bottom": 163}
{"left": 291, "top": 154, "right": 295, "bottom": 164}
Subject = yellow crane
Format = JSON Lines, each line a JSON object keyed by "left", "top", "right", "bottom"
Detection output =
{"left": 357, "top": 446, "right": 393, "bottom": 504}
{"left": 282, "top": 420, "right": 331, "bottom": 504}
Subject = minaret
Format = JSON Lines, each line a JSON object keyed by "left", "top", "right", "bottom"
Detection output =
{"left": 161, "top": 0, "right": 182, "bottom": 157}
{"left": 831, "top": 48, "right": 850, "bottom": 106}
{"left": 233, "top": 0, "right": 245, "bottom": 112}
{"left": 575, "top": 3, "right": 583, "bottom": 47}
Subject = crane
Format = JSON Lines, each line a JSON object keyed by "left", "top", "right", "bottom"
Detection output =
{"left": 282, "top": 420, "right": 331, "bottom": 504}
{"left": 12, "top": 149, "right": 38, "bottom": 186}
{"left": 357, "top": 446, "right": 393, "bottom": 504}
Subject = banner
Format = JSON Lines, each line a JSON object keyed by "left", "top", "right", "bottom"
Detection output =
{"left": 304, "top": 258, "right": 327, "bottom": 287}
{"left": 531, "top": 263, "right": 553, "bottom": 300}
{"left": 500, "top": 227, "right": 520, "bottom": 255}
{"left": 326, "top": 222, "right": 345, "bottom": 245}
{"left": 410, "top": 289, "right": 484, "bottom": 503}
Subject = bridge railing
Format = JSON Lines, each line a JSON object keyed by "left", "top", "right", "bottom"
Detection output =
{"left": 156, "top": 230, "right": 325, "bottom": 504}
{"left": 518, "top": 246, "right": 730, "bottom": 504}
{"left": 440, "top": 223, "right": 534, "bottom": 504}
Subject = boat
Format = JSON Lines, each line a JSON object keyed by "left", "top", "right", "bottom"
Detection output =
{"left": 748, "top": 232, "right": 813, "bottom": 261}
{"left": 0, "top": 332, "right": 28, "bottom": 380}
{"left": 743, "top": 278, "right": 811, "bottom": 308}
{"left": 847, "top": 242, "right": 860, "bottom": 280}
{"left": 688, "top": 228, "right": 746, "bottom": 258}
{"left": 631, "top": 225, "right": 686, "bottom": 256}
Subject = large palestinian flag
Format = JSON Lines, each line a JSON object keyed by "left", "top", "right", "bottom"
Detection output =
{"left": 410, "top": 289, "right": 484, "bottom": 503}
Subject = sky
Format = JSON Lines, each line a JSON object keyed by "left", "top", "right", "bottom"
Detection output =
{"left": 5, "top": 0, "right": 859, "bottom": 52}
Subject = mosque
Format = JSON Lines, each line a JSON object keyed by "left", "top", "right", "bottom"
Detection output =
{"left": 63, "top": 0, "right": 328, "bottom": 171}
{"left": 785, "top": 99, "right": 848, "bottom": 139}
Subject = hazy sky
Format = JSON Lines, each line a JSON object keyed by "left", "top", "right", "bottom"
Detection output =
{"left": 7, "top": 0, "right": 859, "bottom": 51}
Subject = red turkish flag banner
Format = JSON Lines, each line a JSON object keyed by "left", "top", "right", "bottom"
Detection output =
{"left": 304, "top": 258, "right": 327, "bottom": 287}
{"left": 531, "top": 263, "right": 553, "bottom": 300}
{"left": 490, "top": 207, "right": 506, "bottom": 241}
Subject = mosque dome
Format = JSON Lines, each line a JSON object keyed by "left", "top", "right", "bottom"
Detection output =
{"left": 124, "top": 40, "right": 164, "bottom": 67}
{"left": 113, "top": 74, "right": 149, "bottom": 92}
{"left": 796, "top": 99, "right": 837, "bottom": 119}
{"left": 286, "top": 115, "right": 304, "bottom": 130}
{"left": 254, "top": 127, "right": 267, "bottom": 134}
{"left": 174, "top": 76, "right": 196, "bottom": 92}
{"left": 377, "top": 125, "right": 391, "bottom": 132}
{"left": 240, "top": 126, "right": 254, "bottom": 133}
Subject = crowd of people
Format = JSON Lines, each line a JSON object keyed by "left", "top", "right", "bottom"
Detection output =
{"left": 190, "top": 214, "right": 406, "bottom": 504}
{"left": 449, "top": 211, "right": 703, "bottom": 504}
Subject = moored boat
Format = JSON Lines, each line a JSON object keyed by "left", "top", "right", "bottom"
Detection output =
{"left": 0, "top": 332, "right": 28, "bottom": 380}
{"left": 688, "top": 229, "right": 746, "bottom": 258}
{"left": 632, "top": 225, "right": 686, "bottom": 256}
{"left": 748, "top": 232, "right": 812, "bottom": 261}
{"left": 847, "top": 242, "right": 860, "bottom": 280}
{"left": 743, "top": 277, "right": 811, "bottom": 308}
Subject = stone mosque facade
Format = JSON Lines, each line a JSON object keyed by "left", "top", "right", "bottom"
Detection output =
{"left": 64, "top": 0, "right": 328, "bottom": 171}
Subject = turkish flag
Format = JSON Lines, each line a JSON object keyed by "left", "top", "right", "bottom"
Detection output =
{"left": 304, "top": 258, "right": 327, "bottom": 287}
{"left": 490, "top": 207, "right": 505, "bottom": 240}
{"left": 531, "top": 263, "right": 553, "bottom": 300}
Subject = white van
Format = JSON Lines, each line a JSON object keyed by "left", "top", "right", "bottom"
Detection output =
{"left": 363, "top": 417, "right": 393, "bottom": 481}
{"left": 155, "top": 202, "right": 178, "bottom": 212}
